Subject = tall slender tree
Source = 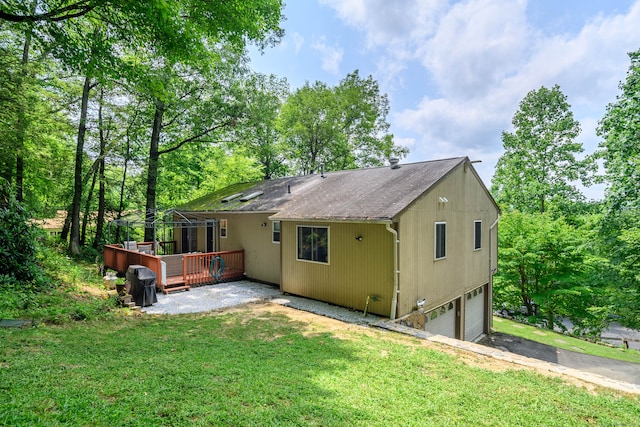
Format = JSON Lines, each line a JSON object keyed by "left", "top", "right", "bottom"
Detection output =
{"left": 492, "top": 85, "right": 594, "bottom": 213}
{"left": 1, "top": 1, "right": 285, "bottom": 254}
{"left": 278, "top": 70, "right": 407, "bottom": 175}
{"left": 596, "top": 48, "right": 640, "bottom": 329}
{"left": 236, "top": 73, "right": 290, "bottom": 179}
{"left": 597, "top": 48, "right": 640, "bottom": 212}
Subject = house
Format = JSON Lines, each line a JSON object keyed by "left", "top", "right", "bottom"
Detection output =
{"left": 174, "top": 157, "right": 500, "bottom": 341}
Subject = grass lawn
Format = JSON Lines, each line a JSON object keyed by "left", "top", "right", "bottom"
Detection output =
{"left": 1, "top": 305, "right": 639, "bottom": 426}
{"left": 492, "top": 316, "right": 640, "bottom": 364}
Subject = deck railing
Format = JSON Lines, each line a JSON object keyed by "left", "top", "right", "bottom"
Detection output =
{"left": 103, "top": 244, "right": 245, "bottom": 290}
{"left": 103, "top": 242, "right": 162, "bottom": 278}
{"left": 182, "top": 250, "right": 245, "bottom": 286}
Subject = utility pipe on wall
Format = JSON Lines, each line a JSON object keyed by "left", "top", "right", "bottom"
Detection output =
{"left": 488, "top": 214, "right": 500, "bottom": 331}
{"left": 386, "top": 222, "right": 399, "bottom": 320}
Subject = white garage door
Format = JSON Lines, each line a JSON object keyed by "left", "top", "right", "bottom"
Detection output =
{"left": 424, "top": 301, "right": 456, "bottom": 338}
{"left": 465, "top": 286, "right": 485, "bottom": 341}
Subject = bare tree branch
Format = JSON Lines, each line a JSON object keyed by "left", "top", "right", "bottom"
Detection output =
{"left": 158, "top": 119, "right": 235, "bottom": 156}
{"left": 0, "top": 1, "right": 96, "bottom": 23}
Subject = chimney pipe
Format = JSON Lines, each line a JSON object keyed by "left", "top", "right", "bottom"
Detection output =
{"left": 389, "top": 158, "right": 400, "bottom": 169}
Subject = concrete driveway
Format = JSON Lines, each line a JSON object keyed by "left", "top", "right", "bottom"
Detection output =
{"left": 482, "top": 332, "right": 640, "bottom": 385}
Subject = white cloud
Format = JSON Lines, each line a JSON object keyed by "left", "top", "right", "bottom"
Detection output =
{"left": 291, "top": 32, "right": 304, "bottom": 53}
{"left": 515, "top": 1, "right": 640, "bottom": 108}
{"left": 419, "top": 0, "right": 530, "bottom": 99}
{"left": 320, "top": 0, "right": 446, "bottom": 47}
{"left": 312, "top": 39, "right": 344, "bottom": 74}
{"left": 321, "top": 0, "right": 640, "bottom": 199}
{"left": 398, "top": 2, "right": 640, "bottom": 188}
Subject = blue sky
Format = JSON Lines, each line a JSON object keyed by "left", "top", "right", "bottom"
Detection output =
{"left": 249, "top": 0, "right": 640, "bottom": 200}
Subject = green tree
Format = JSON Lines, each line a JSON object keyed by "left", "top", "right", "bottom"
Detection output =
{"left": 237, "top": 73, "right": 290, "bottom": 179}
{"left": 596, "top": 48, "right": 640, "bottom": 329}
{"left": 0, "top": 21, "right": 75, "bottom": 216}
{"left": 1, "top": 1, "right": 284, "bottom": 253}
{"left": 613, "top": 218, "right": 640, "bottom": 329}
{"left": 494, "top": 211, "right": 609, "bottom": 335}
{"left": 492, "top": 85, "right": 593, "bottom": 213}
{"left": 278, "top": 70, "right": 407, "bottom": 175}
{"left": 597, "top": 48, "right": 640, "bottom": 212}
{"left": 0, "top": 184, "right": 47, "bottom": 289}
{"left": 157, "top": 146, "right": 263, "bottom": 208}
{"left": 139, "top": 53, "right": 251, "bottom": 242}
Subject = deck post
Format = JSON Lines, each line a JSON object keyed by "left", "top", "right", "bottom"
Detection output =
{"left": 182, "top": 255, "right": 187, "bottom": 285}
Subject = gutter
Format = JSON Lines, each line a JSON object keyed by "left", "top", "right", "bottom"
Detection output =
{"left": 489, "top": 215, "right": 500, "bottom": 273}
{"left": 385, "top": 222, "right": 399, "bottom": 320}
{"left": 488, "top": 215, "right": 500, "bottom": 331}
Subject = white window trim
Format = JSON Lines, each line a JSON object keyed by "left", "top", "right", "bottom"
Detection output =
{"left": 296, "top": 225, "right": 330, "bottom": 265}
{"left": 272, "top": 221, "right": 281, "bottom": 244}
{"left": 219, "top": 219, "right": 227, "bottom": 239}
{"left": 474, "top": 220, "right": 482, "bottom": 251}
{"left": 434, "top": 221, "right": 446, "bottom": 260}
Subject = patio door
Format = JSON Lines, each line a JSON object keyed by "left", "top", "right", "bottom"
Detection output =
{"left": 181, "top": 224, "right": 197, "bottom": 253}
{"left": 206, "top": 221, "right": 215, "bottom": 253}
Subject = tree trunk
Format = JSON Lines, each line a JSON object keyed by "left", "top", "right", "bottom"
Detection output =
{"left": 93, "top": 89, "right": 106, "bottom": 249}
{"left": 69, "top": 76, "right": 92, "bottom": 255}
{"left": 144, "top": 100, "right": 165, "bottom": 242}
{"left": 14, "top": 25, "right": 32, "bottom": 202}
{"left": 61, "top": 204, "right": 72, "bottom": 241}
{"left": 81, "top": 166, "right": 97, "bottom": 245}
{"left": 546, "top": 309, "right": 554, "bottom": 330}
{"left": 115, "top": 109, "right": 136, "bottom": 244}
{"left": 115, "top": 147, "right": 129, "bottom": 244}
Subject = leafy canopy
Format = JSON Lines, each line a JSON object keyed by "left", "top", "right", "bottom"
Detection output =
{"left": 278, "top": 70, "right": 408, "bottom": 175}
{"left": 597, "top": 48, "right": 640, "bottom": 212}
{"left": 493, "top": 211, "right": 609, "bottom": 335}
{"left": 492, "top": 84, "right": 594, "bottom": 213}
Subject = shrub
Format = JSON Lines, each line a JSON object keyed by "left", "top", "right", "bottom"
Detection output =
{"left": 0, "top": 186, "right": 49, "bottom": 290}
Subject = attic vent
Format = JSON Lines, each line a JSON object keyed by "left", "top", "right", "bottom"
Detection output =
{"left": 221, "top": 193, "right": 243, "bottom": 203}
{"left": 389, "top": 158, "right": 400, "bottom": 169}
{"left": 239, "top": 191, "right": 264, "bottom": 202}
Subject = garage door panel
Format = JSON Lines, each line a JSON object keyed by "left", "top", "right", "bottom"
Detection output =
{"left": 465, "top": 286, "right": 485, "bottom": 341}
{"left": 425, "top": 301, "right": 456, "bottom": 338}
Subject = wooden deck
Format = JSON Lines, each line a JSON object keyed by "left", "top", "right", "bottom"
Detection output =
{"left": 103, "top": 244, "right": 245, "bottom": 294}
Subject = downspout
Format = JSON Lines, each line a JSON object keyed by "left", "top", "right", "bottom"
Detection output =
{"left": 386, "top": 222, "right": 399, "bottom": 320}
{"left": 488, "top": 215, "right": 500, "bottom": 331}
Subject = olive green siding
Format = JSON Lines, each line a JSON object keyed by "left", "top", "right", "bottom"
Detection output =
{"left": 280, "top": 221, "right": 395, "bottom": 316}
{"left": 397, "top": 164, "right": 498, "bottom": 334}
{"left": 221, "top": 214, "right": 281, "bottom": 285}
{"left": 176, "top": 213, "right": 281, "bottom": 285}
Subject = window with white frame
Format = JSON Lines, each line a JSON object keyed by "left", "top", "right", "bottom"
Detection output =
{"left": 272, "top": 221, "right": 281, "bottom": 243}
{"left": 219, "top": 219, "right": 227, "bottom": 238}
{"left": 297, "top": 226, "right": 329, "bottom": 263}
{"left": 474, "top": 220, "right": 482, "bottom": 250}
{"left": 435, "top": 222, "right": 446, "bottom": 260}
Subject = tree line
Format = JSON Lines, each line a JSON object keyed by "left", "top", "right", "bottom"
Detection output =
{"left": 0, "top": 1, "right": 406, "bottom": 255}
{"left": 492, "top": 51, "right": 640, "bottom": 333}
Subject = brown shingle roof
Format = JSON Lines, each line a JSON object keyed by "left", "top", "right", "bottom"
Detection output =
{"left": 178, "top": 157, "right": 469, "bottom": 221}
{"left": 271, "top": 157, "right": 467, "bottom": 221}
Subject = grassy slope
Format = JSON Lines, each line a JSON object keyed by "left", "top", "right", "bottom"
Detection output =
{"left": 1, "top": 309, "right": 638, "bottom": 426}
{"left": 493, "top": 316, "right": 640, "bottom": 364}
